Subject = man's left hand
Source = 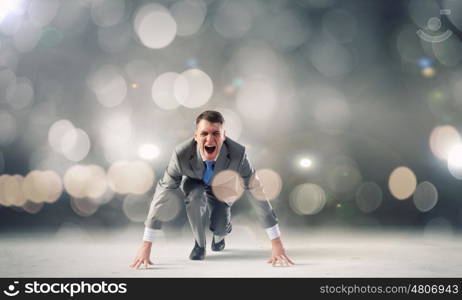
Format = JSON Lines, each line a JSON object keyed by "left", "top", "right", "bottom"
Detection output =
{"left": 267, "top": 238, "right": 294, "bottom": 267}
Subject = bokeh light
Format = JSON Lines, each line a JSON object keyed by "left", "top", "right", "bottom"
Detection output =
{"left": 249, "top": 169, "right": 283, "bottom": 201}
{"left": 448, "top": 144, "right": 462, "bottom": 179}
{"left": 174, "top": 68, "right": 213, "bottom": 108}
{"left": 429, "top": 125, "right": 461, "bottom": 161}
{"left": 300, "top": 158, "right": 312, "bottom": 168}
{"left": 211, "top": 170, "right": 244, "bottom": 204}
{"left": 107, "top": 160, "right": 154, "bottom": 195}
{"left": 134, "top": 3, "right": 177, "bottom": 49}
{"left": 22, "top": 170, "right": 62, "bottom": 203}
{"left": 388, "top": 166, "right": 417, "bottom": 200}
{"left": 413, "top": 181, "right": 438, "bottom": 212}
{"left": 289, "top": 183, "right": 327, "bottom": 215}
{"left": 138, "top": 144, "right": 160, "bottom": 160}
{"left": 355, "top": 182, "right": 383, "bottom": 213}
{"left": 151, "top": 72, "right": 181, "bottom": 110}
{"left": 64, "top": 165, "right": 107, "bottom": 199}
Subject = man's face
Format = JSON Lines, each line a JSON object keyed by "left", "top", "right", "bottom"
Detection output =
{"left": 194, "top": 119, "right": 226, "bottom": 161}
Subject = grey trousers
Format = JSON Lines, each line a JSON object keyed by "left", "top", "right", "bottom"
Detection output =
{"left": 182, "top": 178, "right": 232, "bottom": 247}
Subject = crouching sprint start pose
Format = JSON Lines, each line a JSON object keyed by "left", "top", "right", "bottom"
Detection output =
{"left": 130, "top": 110, "right": 294, "bottom": 267}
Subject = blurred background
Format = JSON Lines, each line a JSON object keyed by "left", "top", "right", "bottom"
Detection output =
{"left": 0, "top": 0, "right": 462, "bottom": 240}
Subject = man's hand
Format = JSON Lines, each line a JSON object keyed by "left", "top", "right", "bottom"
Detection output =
{"left": 267, "top": 238, "right": 294, "bottom": 267}
{"left": 129, "top": 241, "right": 154, "bottom": 269}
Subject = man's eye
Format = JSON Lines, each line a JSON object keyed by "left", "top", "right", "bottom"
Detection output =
{"left": 201, "top": 133, "right": 207, "bottom": 136}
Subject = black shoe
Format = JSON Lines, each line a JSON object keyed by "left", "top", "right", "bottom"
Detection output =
{"left": 211, "top": 237, "right": 225, "bottom": 252}
{"left": 189, "top": 241, "right": 205, "bottom": 260}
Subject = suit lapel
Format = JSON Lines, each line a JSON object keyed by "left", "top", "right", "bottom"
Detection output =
{"left": 213, "top": 141, "right": 231, "bottom": 176}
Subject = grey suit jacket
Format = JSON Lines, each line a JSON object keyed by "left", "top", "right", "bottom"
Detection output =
{"left": 144, "top": 137, "right": 278, "bottom": 230}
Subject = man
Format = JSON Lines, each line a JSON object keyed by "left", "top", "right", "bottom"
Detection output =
{"left": 130, "top": 110, "right": 293, "bottom": 268}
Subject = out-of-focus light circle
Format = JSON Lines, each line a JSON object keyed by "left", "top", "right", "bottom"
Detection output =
{"left": 138, "top": 144, "right": 160, "bottom": 160}
{"left": 429, "top": 125, "right": 461, "bottom": 160}
{"left": 42, "top": 170, "right": 62, "bottom": 203}
{"left": 84, "top": 165, "right": 107, "bottom": 199}
{"left": 151, "top": 72, "right": 181, "bottom": 110}
{"left": 7, "top": 76, "right": 34, "bottom": 110}
{"left": 249, "top": 169, "right": 283, "bottom": 201}
{"left": 3, "top": 175, "right": 26, "bottom": 207}
{"left": 122, "top": 194, "right": 150, "bottom": 222}
{"left": 61, "top": 128, "right": 91, "bottom": 162}
{"left": 134, "top": 3, "right": 177, "bottom": 49}
{"left": 70, "top": 197, "right": 98, "bottom": 217}
{"left": 236, "top": 79, "right": 277, "bottom": 121}
{"left": 0, "top": 110, "right": 17, "bottom": 145}
{"left": 13, "top": 20, "right": 42, "bottom": 52}
{"left": 87, "top": 65, "right": 127, "bottom": 108}
{"left": 355, "top": 182, "right": 382, "bottom": 213}
{"left": 413, "top": 181, "right": 438, "bottom": 212}
{"left": 322, "top": 9, "right": 357, "bottom": 44}
{"left": 64, "top": 165, "right": 107, "bottom": 199}
{"left": 300, "top": 158, "right": 312, "bottom": 168}
{"left": 48, "top": 119, "right": 74, "bottom": 152}
{"left": 91, "top": 0, "right": 125, "bottom": 28}
{"left": 388, "top": 166, "right": 417, "bottom": 200}
{"left": 213, "top": 0, "right": 251, "bottom": 39}
{"left": 325, "top": 156, "right": 362, "bottom": 196}
{"left": 211, "top": 170, "right": 244, "bottom": 204}
{"left": 448, "top": 144, "right": 462, "bottom": 179}
{"left": 432, "top": 35, "right": 462, "bottom": 67}
{"left": 170, "top": 0, "right": 207, "bottom": 36}
{"left": 174, "top": 68, "right": 213, "bottom": 108}
{"left": 22, "top": 201, "right": 44, "bottom": 214}
{"left": 22, "top": 170, "right": 51, "bottom": 203}
{"left": 217, "top": 108, "right": 242, "bottom": 140}
{"left": 64, "top": 165, "right": 90, "bottom": 198}
{"left": 289, "top": 183, "right": 326, "bottom": 215}
{"left": 308, "top": 40, "right": 353, "bottom": 77}
{"left": 28, "top": 0, "right": 60, "bottom": 27}
{"left": 0, "top": 0, "right": 24, "bottom": 21}
{"left": 0, "top": 175, "right": 6, "bottom": 206}
{"left": 107, "top": 160, "right": 155, "bottom": 195}
{"left": 421, "top": 67, "right": 435, "bottom": 78}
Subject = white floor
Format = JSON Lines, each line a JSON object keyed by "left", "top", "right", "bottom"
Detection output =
{"left": 1, "top": 225, "right": 461, "bottom": 277}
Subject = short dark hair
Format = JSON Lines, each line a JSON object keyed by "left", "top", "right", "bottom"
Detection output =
{"left": 195, "top": 110, "right": 224, "bottom": 126}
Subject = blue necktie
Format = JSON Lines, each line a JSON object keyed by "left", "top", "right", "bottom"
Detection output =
{"left": 203, "top": 161, "right": 215, "bottom": 185}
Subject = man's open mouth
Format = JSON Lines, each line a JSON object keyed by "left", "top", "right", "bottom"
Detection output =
{"left": 204, "top": 145, "right": 216, "bottom": 154}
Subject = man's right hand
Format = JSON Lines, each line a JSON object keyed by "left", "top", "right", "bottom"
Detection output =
{"left": 129, "top": 241, "right": 154, "bottom": 269}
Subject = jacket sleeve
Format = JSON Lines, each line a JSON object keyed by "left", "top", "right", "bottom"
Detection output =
{"left": 238, "top": 150, "right": 279, "bottom": 229}
{"left": 144, "top": 149, "right": 183, "bottom": 229}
